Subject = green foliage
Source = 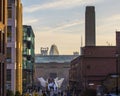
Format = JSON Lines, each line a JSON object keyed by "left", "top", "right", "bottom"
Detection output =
{"left": 81, "top": 88, "right": 96, "bottom": 96}
{"left": 6, "top": 89, "right": 14, "bottom": 96}
{"left": 15, "top": 91, "right": 21, "bottom": 96}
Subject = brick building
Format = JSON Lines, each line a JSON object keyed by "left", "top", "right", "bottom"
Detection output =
{"left": 69, "top": 6, "right": 120, "bottom": 94}
{"left": 69, "top": 31, "right": 120, "bottom": 94}
{"left": 69, "top": 46, "right": 116, "bottom": 92}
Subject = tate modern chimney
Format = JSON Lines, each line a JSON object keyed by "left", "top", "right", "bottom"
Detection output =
{"left": 85, "top": 6, "right": 96, "bottom": 46}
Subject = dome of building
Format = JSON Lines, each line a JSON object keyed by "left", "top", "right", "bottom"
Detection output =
{"left": 49, "top": 44, "right": 59, "bottom": 55}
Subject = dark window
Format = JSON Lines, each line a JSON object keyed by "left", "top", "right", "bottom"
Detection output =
{"left": 8, "top": 0, "right": 15, "bottom": 3}
{"left": 7, "top": 26, "right": 12, "bottom": 42}
{"left": 7, "top": 69, "right": 11, "bottom": 81}
{"left": 27, "top": 41, "right": 31, "bottom": 49}
{"left": 0, "top": 32, "right": 4, "bottom": 54}
{"left": 2, "top": 32, "right": 5, "bottom": 54}
{"left": 8, "top": 7, "right": 12, "bottom": 18}
{"left": 6, "top": 47, "right": 11, "bottom": 63}
{"left": 27, "top": 55, "right": 31, "bottom": 60}
{"left": 27, "top": 28, "right": 31, "bottom": 37}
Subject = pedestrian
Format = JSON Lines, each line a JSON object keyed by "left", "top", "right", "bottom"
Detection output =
{"left": 42, "top": 90, "right": 47, "bottom": 96}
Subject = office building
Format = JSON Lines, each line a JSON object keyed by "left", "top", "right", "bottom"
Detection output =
{"left": 22, "top": 25, "right": 35, "bottom": 92}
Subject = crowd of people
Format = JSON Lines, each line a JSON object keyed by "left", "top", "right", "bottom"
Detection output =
{"left": 23, "top": 77, "right": 72, "bottom": 96}
{"left": 23, "top": 88, "right": 71, "bottom": 96}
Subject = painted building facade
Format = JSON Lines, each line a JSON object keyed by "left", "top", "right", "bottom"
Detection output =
{"left": 7, "top": 0, "right": 23, "bottom": 94}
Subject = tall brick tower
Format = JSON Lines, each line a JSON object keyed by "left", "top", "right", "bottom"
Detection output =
{"left": 85, "top": 6, "right": 96, "bottom": 46}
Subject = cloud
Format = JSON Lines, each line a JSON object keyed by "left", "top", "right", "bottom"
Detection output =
{"left": 95, "top": 14, "right": 120, "bottom": 46}
{"left": 98, "top": 14, "right": 120, "bottom": 23}
{"left": 24, "top": 0, "right": 103, "bottom": 13}
{"left": 106, "top": 14, "right": 120, "bottom": 21}
{"left": 51, "top": 20, "right": 84, "bottom": 33}
{"left": 23, "top": 18, "right": 39, "bottom": 24}
{"left": 97, "top": 14, "right": 120, "bottom": 33}
{"left": 34, "top": 20, "right": 84, "bottom": 34}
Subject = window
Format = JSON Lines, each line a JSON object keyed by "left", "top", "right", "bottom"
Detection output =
{"left": 27, "top": 28, "right": 31, "bottom": 37}
{"left": 0, "top": 31, "right": 5, "bottom": 54}
{"left": 7, "top": 26, "right": 12, "bottom": 42}
{"left": 27, "top": 41, "right": 31, "bottom": 49}
{"left": 6, "top": 69, "right": 11, "bottom": 81}
{"left": 8, "top": 7, "right": 12, "bottom": 18}
{"left": 23, "top": 58, "right": 27, "bottom": 69}
{"left": 23, "top": 43, "right": 28, "bottom": 55}
{"left": 6, "top": 83, "right": 11, "bottom": 90}
{"left": 8, "top": 0, "right": 15, "bottom": 3}
{"left": 23, "top": 43, "right": 27, "bottom": 48}
{"left": 28, "top": 49, "right": 31, "bottom": 55}
{"left": 6, "top": 47, "right": 11, "bottom": 63}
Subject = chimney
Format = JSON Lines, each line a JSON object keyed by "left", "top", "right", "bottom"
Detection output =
{"left": 85, "top": 6, "right": 96, "bottom": 46}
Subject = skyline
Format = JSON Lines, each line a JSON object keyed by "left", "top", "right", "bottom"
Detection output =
{"left": 22, "top": 0, "right": 120, "bottom": 55}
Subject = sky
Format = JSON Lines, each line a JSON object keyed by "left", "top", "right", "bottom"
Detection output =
{"left": 21, "top": 0, "right": 120, "bottom": 55}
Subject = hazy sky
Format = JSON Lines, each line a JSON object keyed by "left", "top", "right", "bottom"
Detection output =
{"left": 21, "top": 0, "right": 120, "bottom": 55}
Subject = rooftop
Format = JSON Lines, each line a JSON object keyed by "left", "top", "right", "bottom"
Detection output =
{"left": 35, "top": 54, "right": 79, "bottom": 63}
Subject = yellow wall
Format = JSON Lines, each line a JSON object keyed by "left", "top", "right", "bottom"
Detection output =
{"left": 16, "top": 0, "right": 23, "bottom": 94}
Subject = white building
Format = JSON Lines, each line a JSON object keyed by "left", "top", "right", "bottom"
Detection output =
{"left": 6, "top": 0, "right": 17, "bottom": 93}
{"left": 6, "top": 0, "right": 23, "bottom": 93}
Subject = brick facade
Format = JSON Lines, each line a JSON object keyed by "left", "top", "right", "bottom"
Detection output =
{"left": 69, "top": 46, "right": 116, "bottom": 93}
